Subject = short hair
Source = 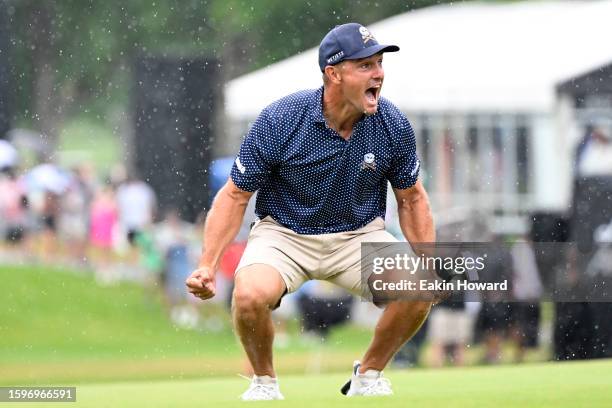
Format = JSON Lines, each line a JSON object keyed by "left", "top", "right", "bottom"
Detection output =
{"left": 322, "top": 62, "right": 345, "bottom": 85}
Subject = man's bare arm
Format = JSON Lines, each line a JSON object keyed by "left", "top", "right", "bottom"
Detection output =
{"left": 186, "top": 178, "right": 253, "bottom": 300}
{"left": 199, "top": 178, "right": 254, "bottom": 269}
{"left": 393, "top": 179, "right": 435, "bottom": 245}
{"left": 393, "top": 180, "right": 447, "bottom": 301}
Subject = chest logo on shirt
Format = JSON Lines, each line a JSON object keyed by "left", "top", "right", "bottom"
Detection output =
{"left": 361, "top": 153, "right": 377, "bottom": 171}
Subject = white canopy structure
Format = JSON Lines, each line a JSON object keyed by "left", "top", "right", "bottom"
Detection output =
{"left": 224, "top": 0, "right": 612, "bottom": 232}
{"left": 226, "top": 0, "right": 612, "bottom": 119}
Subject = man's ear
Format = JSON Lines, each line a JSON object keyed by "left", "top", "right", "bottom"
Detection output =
{"left": 324, "top": 64, "right": 342, "bottom": 84}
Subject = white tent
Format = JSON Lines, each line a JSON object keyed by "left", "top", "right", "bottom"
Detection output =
{"left": 224, "top": 0, "right": 612, "bottom": 231}
{"left": 226, "top": 0, "right": 612, "bottom": 119}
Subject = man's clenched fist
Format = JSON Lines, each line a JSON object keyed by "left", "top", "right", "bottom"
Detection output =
{"left": 186, "top": 266, "right": 216, "bottom": 300}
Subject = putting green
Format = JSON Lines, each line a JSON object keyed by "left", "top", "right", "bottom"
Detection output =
{"left": 38, "top": 359, "right": 612, "bottom": 407}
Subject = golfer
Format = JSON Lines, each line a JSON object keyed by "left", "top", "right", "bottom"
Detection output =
{"left": 187, "top": 22, "right": 435, "bottom": 400}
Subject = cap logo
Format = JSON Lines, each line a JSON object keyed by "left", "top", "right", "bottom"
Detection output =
{"left": 359, "top": 26, "right": 375, "bottom": 44}
{"left": 327, "top": 50, "right": 345, "bottom": 64}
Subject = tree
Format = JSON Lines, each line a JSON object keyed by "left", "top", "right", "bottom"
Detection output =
{"left": 4, "top": 0, "right": 454, "bottom": 157}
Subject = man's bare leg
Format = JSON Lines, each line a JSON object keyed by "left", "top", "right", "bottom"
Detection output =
{"left": 232, "top": 264, "right": 286, "bottom": 377}
{"left": 360, "top": 300, "right": 432, "bottom": 372}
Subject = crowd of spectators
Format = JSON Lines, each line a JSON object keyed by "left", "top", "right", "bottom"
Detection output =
{"left": 0, "top": 143, "right": 577, "bottom": 367}
{"left": 0, "top": 156, "right": 208, "bottom": 326}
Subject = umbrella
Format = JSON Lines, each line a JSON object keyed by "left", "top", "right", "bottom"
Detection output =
{"left": 0, "top": 139, "right": 19, "bottom": 168}
{"left": 24, "top": 164, "right": 72, "bottom": 194}
{"left": 5, "top": 128, "right": 48, "bottom": 153}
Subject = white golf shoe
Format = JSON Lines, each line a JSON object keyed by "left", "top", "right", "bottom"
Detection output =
{"left": 240, "top": 375, "right": 285, "bottom": 401}
{"left": 340, "top": 360, "right": 393, "bottom": 397}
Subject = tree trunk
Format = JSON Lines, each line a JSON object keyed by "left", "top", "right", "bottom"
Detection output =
{"left": 28, "top": 1, "right": 63, "bottom": 162}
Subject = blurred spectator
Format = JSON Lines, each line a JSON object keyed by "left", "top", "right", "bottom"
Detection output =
{"left": 155, "top": 208, "right": 199, "bottom": 328}
{"left": 116, "top": 174, "right": 156, "bottom": 245}
{"left": 475, "top": 237, "right": 513, "bottom": 364}
{"left": 89, "top": 183, "right": 118, "bottom": 281}
{"left": 575, "top": 124, "right": 612, "bottom": 178}
{"left": 0, "top": 139, "right": 19, "bottom": 171}
{"left": 219, "top": 241, "right": 248, "bottom": 309}
{"left": 297, "top": 281, "right": 352, "bottom": 374}
{"left": 38, "top": 190, "right": 62, "bottom": 260}
{"left": 59, "top": 165, "right": 94, "bottom": 263}
{"left": 0, "top": 168, "right": 29, "bottom": 245}
{"left": 509, "top": 238, "right": 543, "bottom": 363}
{"left": 556, "top": 123, "right": 612, "bottom": 361}
{"left": 133, "top": 227, "right": 164, "bottom": 282}
{"left": 22, "top": 163, "right": 71, "bottom": 260}
{"left": 156, "top": 209, "right": 193, "bottom": 299}
{"left": 392, "top": 317, "right": 427, "bottom": 368}
{"left": 297, "top": 281, "right": 353, "bottom": 339}
{"left": 428, "top": 294, "right": 472, "bottom": 367}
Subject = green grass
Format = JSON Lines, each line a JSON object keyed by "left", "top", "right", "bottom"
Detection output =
{"left": 57, "top": 117, "right": 120, "bottom": 172}
{"left": 0, "top": 262, "right": 574, "bottom": 404}
{"left": 0, "top": 264, "right": 238, "bottom": 364}
{"left": 0, "top": 264, "right": 375, "bottom": 384}
{"left": 15, "top": 359, "right": 612, "bottom": 407}
{"left": 2, "top": 264, "right": 611, "bottom": 406}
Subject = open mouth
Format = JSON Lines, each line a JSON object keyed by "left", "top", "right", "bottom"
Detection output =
{"left": 365, "top": 86, "right": 379, "bottom": 104}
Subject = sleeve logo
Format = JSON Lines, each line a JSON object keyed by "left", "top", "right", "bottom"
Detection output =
{"left": 410, "top": 159, "right": 420, "bottom": 177}
{"left": 235, "top": 157, "right": 246, "bottom": 174}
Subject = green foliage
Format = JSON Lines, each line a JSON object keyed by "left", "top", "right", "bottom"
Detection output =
{"left": 57, "top": 117, "right": 120, "bottom": 171}
{"left": 3, "top": 0, "right": 455, "bottom": 127}
{"left": 208, "top": 0, "right": 445, "bottom": 69}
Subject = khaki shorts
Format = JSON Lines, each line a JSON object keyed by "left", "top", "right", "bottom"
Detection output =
{"left": 236, "top": 216, "right": 397, "bottom": 296}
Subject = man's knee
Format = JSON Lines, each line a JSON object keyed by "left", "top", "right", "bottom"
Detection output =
{"left": 232, "top": 266, "right": 285, "bottom": 315}
{"left": 232, "top": 285, "right": 271, "bottom": 315}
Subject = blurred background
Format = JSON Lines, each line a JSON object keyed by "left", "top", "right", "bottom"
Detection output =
{"left": 1, "top": 0, "right": 611, "bottom": 385}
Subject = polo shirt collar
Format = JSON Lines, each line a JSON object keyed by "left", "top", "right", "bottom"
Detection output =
{"left": 311, "top": 86, "right": 326, "bottom": 123}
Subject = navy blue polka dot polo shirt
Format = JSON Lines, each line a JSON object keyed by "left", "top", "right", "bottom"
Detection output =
{"left": 230, "top": 86, "right": 420, "bottom": 235}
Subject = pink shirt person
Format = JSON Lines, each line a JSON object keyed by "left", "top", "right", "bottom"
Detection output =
{"left": 89, "top": 187, "right": 117, "bottom": 248}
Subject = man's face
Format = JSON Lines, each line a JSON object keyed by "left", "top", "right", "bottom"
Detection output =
{"left": 337, "top": 53, "right": 384, "bottom": 116}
